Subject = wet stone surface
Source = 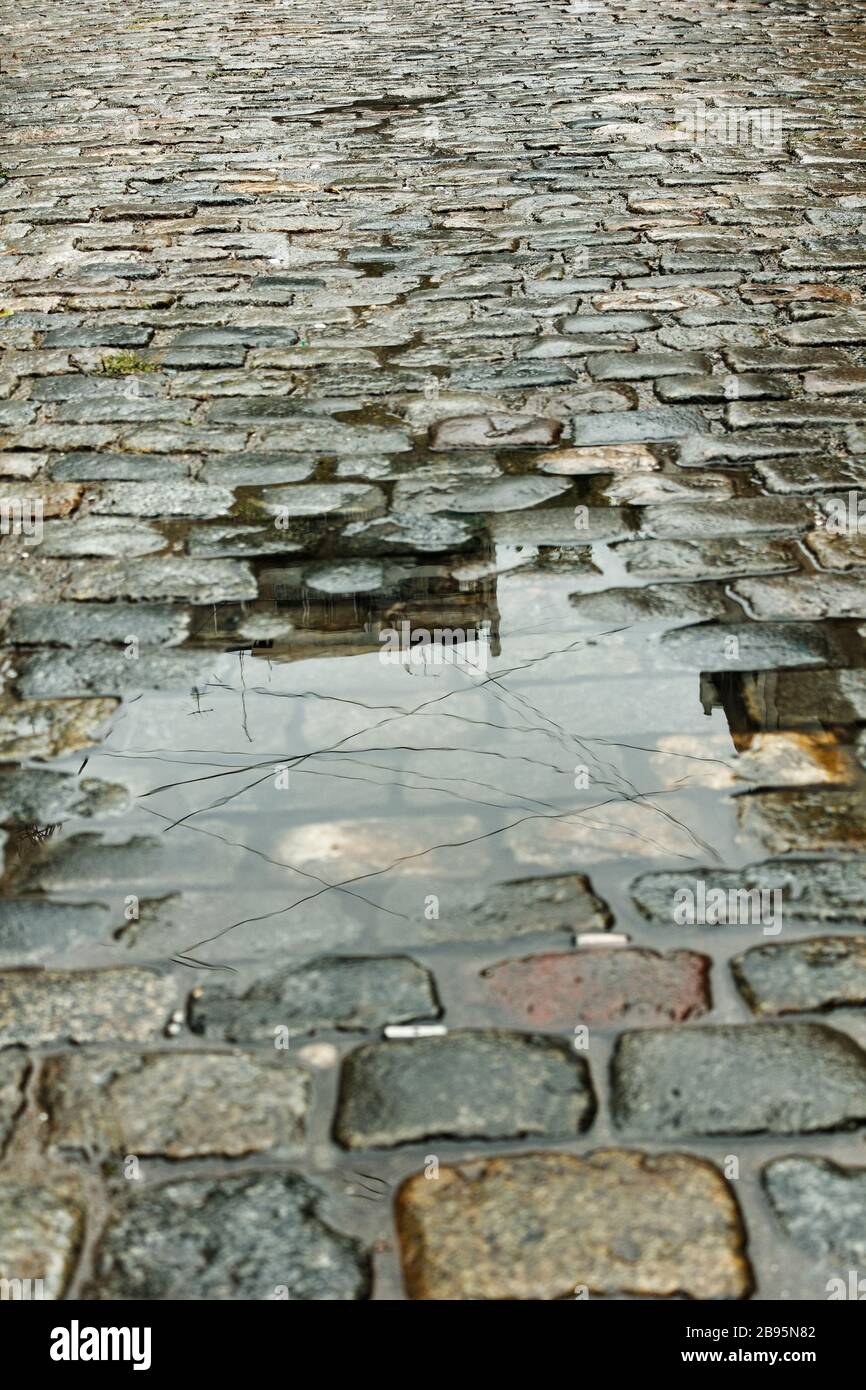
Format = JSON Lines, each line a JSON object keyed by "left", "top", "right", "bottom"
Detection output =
{"left": 334, "top": 1031, "right": 595, "bottom": 1149}
{"left": 612, "top": 1024, "right": 866, "bottom": 1137}
{"left": 762, "top": 1157, "right": 866, "bottom": 1267}
{"left": 39, "top": 1051, "right": 311, "bottom": 1158}
{"left": 0, "top": 969, "right": 179, "bottom": 1047}
{"left": 732, "top": 937, "right": 866, "bottom": 1016}
{"left": 0, "top": 1052, "right": 28, "bottom": 1153}
{"left": 2, "top": 0, "right": 866, "bottom": 1302}
{"left": 0, "top": 1184, "right": 84, "bottom": 1300}
{"left": 396, "top": 1150, "right": 751, "bottom": 1300}
{"left": 189, "top": 955, "right": 439, "bottom": 1040}
{"left": 88, "top": 1175, "right": 370, "bottom": 1301}
{"left": 478, "top": 948, "right": 710, "bottom": 1028}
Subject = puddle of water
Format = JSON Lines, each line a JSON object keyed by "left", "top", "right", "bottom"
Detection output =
{"left": 16, "top": 542, "right": 775, "bottom": 980}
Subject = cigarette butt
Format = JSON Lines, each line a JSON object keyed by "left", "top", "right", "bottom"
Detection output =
{"left": 575, "top": 932, "right": 630, "bottom": 948}
{"left": 384, "top": 1024, "right": 448, "bottom": 1039}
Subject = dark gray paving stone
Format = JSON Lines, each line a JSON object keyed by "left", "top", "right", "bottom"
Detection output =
{"left": 561, "top": 311, "right": 660, "bottom": 333}
{"left": 0, "top": 967, "right": 178, "bottom": 1046}
{"left": 88, "top": 1175, "right": 369, "bottom": 1300}
{"left": 656, "top": 373, "right": 788, "bottom": 403}
{"left": 729, "top": 400, "right": 866, "bottom": 429}
{"left": 48, "top": 452, "right": 190, "bottom": 482}
{"left": 186, "top": 524, "right": 306, "bottom": 557}
{"left": 38, "top": 517, "right": 167, "bottom": 558}
{"left": 732, "top": 937, "right": 866, "bottom": 1015}
{"left": 0, "top": 899, "right": 113, "bottom": 963}
{"left": 8, "top": 603, "right": 189, "bottom": 647}
{"left": 678, "top": 430, "right": 821, "bottom": 466}
{"left": 42, "top": 324, "right": 153, "bottom": 347}
{"left": 571, "top": 408, "right": 703, "bottom": 445}
{"left": 738, "top": 788, "right": 866, "bottom": 856}
{"left": 724, "top": 346, "right": 851, "bottom": 370}
{"left": 0, "top": 769, "right": 128, "bottom": 822}
{"left": 435, "top": 872, "right": 612, "bottom": 943}
{"left": 587, "top": 351, "right": 712, "bottom": 381}
{"left": 189, "top": 955, "right": 439, "bottom": 1041}
{"left": 18, "top": 648, "right": 216, "bottom": 697}
{"left": 569, "top": 581, "right": 727, "bottom": 624}
{"left": 63, "top": 557, "right": 256, "bottom": 603}
{"left": 660, "top": 621, "right": 833, "bottom": 670}
{"left": 429, "top": 412, "right": 562, "bottom": 449}
{"left": 741, "top": 669, "right": 866, "bottom": 724}
{"left": 199, "top": 453, "right": 315, "bottom": 485}
{"left": 259, "top": 482, "right": 386, "bottom": 517}
{"left": 334, "top": 1030, "right": 595, "bottom": 1149}
{"left": 611, "top": 1023, "right": 866, "bottom": 1136}
{"left": 171, "top": 327, "right": 299, "bottom": 347}
{"left": 406, "top": 475, "right": 570, "bottom": 512}
{"left": 633, "top": 859, "right": 866, "bottom": 929}
{"left": 753, "top": 456, "right": 866, "bottom": 493}
{"left": 780, "top": 314, "right": 866, "bottom": 345}
{"left": 613, "top": 538, "right": 799, "bottom": 580}
{"left": 216, "top": 410, "right": 411, "bottom": 454}
{"left": 161, "top": 346, "right": 247, "bottom": 368}
{"left": 41, "top": 1051, "right": 310, "bottom": 1158}
{"left": 733, "top": 573, "right": 866, "bottom": 620}
{"left": 642, "top": 497, "right": 816, "bottom": 539}
{"left": 762, "top": 1156, "right": 866, "bottom": 1265}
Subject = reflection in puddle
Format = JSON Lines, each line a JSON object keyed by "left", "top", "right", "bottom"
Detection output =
{"left": 5, "top": 541, "right": 812, "bottom": 980}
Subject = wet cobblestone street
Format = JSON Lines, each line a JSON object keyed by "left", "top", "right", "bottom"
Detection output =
{"left": 3, "top": 0, "right": 866, "bottom": 1300}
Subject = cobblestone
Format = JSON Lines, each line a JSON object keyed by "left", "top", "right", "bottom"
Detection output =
{"left": 89, "top": 1175, "right": 370, "bottom": 1300}
{"left": 762, "top": 1157, "right": 866, "bottom": 1266}
{"left": 0, "top": 968, "right": 179, "bottom": 1047}
{"left": 4, "top": 0, "right": 866, "bottom": 1302}
{"left": 40, "top": 1051, "right": 311, "bottom": 1159}
{"left": 611, "top": 1024, "right": 866, "bottom": 1136}
{"left": 732, "top": 938, "right": 866, "bottom": 1016}
{"left": 189, "top": 955, "right": 439, "bottom": 1041}
{"left": 478, "top": 948, "right": 710, "bottom": 1028}
{"left": 0, "top": 1184, "right": 84, "bottom": 1300}
{"left": 397, "top": 1150, "right": 751, "bottom": 1300}
{"left": 334, "top": 1031, "right": 595, "bottom": 1149}
{"left": 0, "top": 1052, "right": 28, "bottom": 1154}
